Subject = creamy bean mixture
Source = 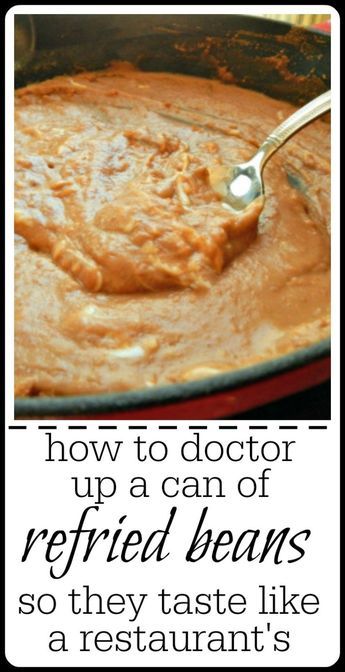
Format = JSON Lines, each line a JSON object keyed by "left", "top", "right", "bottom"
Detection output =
{"left": 15, "top": 64, "right": 330, "bottom": 396}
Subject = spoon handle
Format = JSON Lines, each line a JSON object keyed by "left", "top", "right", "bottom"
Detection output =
{"left": 255, "top": 89, "right": 331, "bottom": 167}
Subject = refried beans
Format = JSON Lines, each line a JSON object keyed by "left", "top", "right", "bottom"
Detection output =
{"left": 14, "top": 63, "right": 330, "bottom": 396}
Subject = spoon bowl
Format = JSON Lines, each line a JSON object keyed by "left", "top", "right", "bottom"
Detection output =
{"left": 209, "top": 159, "right": 264, "bottom": 212}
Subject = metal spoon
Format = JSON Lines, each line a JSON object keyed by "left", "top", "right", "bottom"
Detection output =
{"left": 208, "top": 90, "right": 331, "bottom": 212}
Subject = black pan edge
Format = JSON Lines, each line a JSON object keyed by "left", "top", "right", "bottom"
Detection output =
{"left": 15, "top": 338, "right": 330, "bottom": 418}
{"left": 15, "top": 14, "right": 330, "bottom": 107}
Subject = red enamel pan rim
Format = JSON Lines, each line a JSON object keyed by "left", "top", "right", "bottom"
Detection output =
{"left": 15, "top": 338, "right": 330, "bottom": 418}
{"left": 76, "top": 356, "right": 330, "bottom": 420}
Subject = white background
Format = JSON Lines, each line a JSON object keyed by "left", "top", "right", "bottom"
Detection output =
{"left": 5, "top": 423, "right": 340, "bottom": 667}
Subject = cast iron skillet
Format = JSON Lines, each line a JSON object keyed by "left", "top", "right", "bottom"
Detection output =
{"left": 14, "top": 14, "right": 331, "bottom": 419}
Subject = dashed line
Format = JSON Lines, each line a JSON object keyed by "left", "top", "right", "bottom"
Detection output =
{"left": 7, "top": 423, "right": 330, "bottom": 432}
